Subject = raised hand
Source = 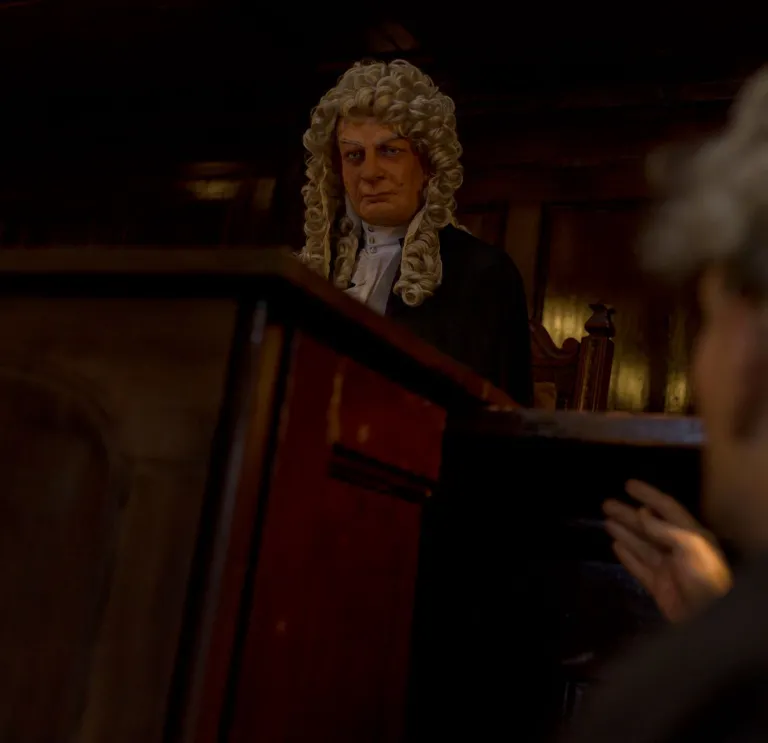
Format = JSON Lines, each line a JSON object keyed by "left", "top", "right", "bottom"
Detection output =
{"left": 603, "top": 480, "right": 733, "bottom": 623}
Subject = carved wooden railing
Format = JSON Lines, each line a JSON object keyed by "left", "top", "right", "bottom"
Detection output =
{"left": 530, "top": 303, "right": 616, "bottom": 411}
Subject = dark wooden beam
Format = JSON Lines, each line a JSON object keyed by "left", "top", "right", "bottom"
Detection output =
{"left": 459, "top": 101, "right": 728, "bottom": 167}
{"left": 458, "top": 162, "right": 650, "bottom": 206}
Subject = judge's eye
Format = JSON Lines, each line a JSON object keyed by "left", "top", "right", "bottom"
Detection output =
{"left": 343, "top": 151, "right": 363, "bottom": 162}
{"left": 380, "top": 146, "right": 402, "bottom": 156}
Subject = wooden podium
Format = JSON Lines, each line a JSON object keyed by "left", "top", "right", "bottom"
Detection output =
{"left": 0, "top": 248, "right": 706, "bottom": 743}
{"left": 0, "top": 248, "right": 511, "bottom": 743}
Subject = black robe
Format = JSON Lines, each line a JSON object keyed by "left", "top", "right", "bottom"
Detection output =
{"left": 342, "top": 224, "right": 533, "bottom": 406}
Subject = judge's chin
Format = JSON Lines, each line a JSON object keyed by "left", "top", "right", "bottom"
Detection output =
{"left": 358, "top": 200, "right": 406, "bottom": 226}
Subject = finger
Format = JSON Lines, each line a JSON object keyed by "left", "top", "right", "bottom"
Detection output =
{"left": 625, "top": 480, "right": 701, "bottom": 531}
{"left": 613, "top": 541, "right": 656, "bottom": 594}
{"left": 638, "top": 507, "right": 691, "bottom": 549}
{"left": 625, "top": 480, "right": 696, "bottom": 527}
{"left": 603, "top": 499, "right": 644, "bottom": 533}
{"left": 605, "top": 518, "right": 663, "bottom": 567}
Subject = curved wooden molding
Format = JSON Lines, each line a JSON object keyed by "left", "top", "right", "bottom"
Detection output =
{"left": 529, "top": 321, "right": 581, "bottom": 366}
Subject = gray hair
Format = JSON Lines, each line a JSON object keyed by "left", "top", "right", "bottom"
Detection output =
{"left": 641, "top": 67, "right": 768, "bottom": 299}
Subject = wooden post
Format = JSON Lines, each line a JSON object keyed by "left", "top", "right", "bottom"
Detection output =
{"left": 572, "top": 303, "right": 616, "bottom": 411}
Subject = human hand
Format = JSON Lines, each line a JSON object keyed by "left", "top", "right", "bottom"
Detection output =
{"left": 603, "top": 480, "right": 733, "bottom": 623}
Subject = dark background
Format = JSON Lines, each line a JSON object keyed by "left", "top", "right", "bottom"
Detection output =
{"left": 1, "top": 0, "right": 766, "bottom": 412}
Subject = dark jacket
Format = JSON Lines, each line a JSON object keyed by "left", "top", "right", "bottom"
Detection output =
{"left": 378, "top": 224, "right": 533, "bottom": 406}
{"left": 564, "top": 554, "right": 768, "bottom": 743}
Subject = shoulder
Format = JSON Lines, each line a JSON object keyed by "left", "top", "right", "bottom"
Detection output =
{"left": 438, "top": 224, "right": 524, "bottom": 287}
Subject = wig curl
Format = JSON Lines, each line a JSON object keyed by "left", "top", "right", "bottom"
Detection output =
{"left": 298, "top": 59, "right": 463, "bottom": 307}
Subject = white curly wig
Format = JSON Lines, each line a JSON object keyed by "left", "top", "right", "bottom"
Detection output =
{"left": 298, "top": 59, "right": 464, "bottom": 307}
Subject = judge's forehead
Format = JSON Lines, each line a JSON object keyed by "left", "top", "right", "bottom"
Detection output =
{"left": 337, "top": 118, "right": 405, "bottom": 144}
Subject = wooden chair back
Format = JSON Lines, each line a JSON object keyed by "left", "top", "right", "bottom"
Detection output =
{"left": 530, "top": 303, "right": 616, "bottom": 411}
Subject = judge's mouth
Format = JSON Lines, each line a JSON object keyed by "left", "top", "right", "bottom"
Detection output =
{"left": 362, "top": 193, "right": 394, "bottom": 203}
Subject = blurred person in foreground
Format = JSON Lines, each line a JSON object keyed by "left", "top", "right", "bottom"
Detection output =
{"left": 566, "top": 67, "right": 768, "bottom": 743}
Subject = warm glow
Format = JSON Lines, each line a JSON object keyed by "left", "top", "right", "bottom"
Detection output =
{"left": 186, "top": 179, "right": 241, "bottom": 201}
{"left": 542, "top": 295, "right": 649, "bottom": 412}
{"left": 664, "top": 305, "right": 693, "bottom": 414}
{"left": 611, "top": 357, "right": 650, "bottom": 412}
{"left": 252, "top": 178, "right": 277, "bottom": 211}
{"left": 541, "top": 294, "right": 589, "bottom": 350}
{"left": 665, "top": 370, "right": 691, "bottom": 414}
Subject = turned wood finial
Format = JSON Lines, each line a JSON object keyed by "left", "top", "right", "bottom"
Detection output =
{"left": 584, "top": 303, "right": 616, "bottom": 339}
{"left": 572, "top": 303, "right": 616, "bottom": 412}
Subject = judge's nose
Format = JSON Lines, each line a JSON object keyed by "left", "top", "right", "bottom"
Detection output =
{"left": 360, "top": 155, "right": 385, "bottom": 182}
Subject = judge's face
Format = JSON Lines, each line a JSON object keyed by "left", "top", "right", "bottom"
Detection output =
{"left": 337, "top": 117, "right": 427, "bottom": 226}
{"left": 694, "top": 269, "right": 768, "bottom": 544}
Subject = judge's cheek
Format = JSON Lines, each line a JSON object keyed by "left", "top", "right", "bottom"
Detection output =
{"left": 345, "top": 172, "right": 361, "bottom": 191}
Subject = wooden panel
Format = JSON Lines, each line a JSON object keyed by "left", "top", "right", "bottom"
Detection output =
{"left": 505, "top": 204, "right": 542, "bottom": 316}
{"left": 457, "top": 202, "right": 541, "bottom": 316}
{"left": 539, "top": 203, "right": 654, "bottom": 412}
{"left": 529, "top": 321, "right": 581, "bottom": 410}
{"left": 664, "top": 296, "right": 699, "bottom": 414}
{"left": 454, "top": 408, "right": 704, "bottom": 448}
{"left": 0, "top": 297, "right": 236, "bottom": 743}
{"left": 457, "top": 204, "right": 508, "bottom": 248}
{"left": 459, "top": 161, "right": 649, "bottom": 207}
{"left": 460, "top": 106, "right": 725, "bottom": 169}
{"left": 177, "top": 315, "right": 288, "bottom": 743}
{"left": 229, "top": 332, "right": 439, "bottom": 743}
{"left": 332, "top": 355, "right": 445, "bottom": 483}
{"left": 456, "top": 190, "right": 696, "bottom": 413}
{"left": 0, "top": 372, "right": 116, "bottom": 742}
